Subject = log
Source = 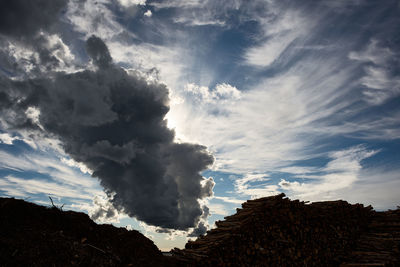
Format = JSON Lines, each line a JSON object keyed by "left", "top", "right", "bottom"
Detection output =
{"left": 171, "top": 193, "right": 400, "bottom": 267}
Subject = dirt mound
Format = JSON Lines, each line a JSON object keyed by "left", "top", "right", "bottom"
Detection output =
{"left": 0, "top": 197, "right": 178, "bottom": 267}
{"left": 172, "top": 194, "right": 400, "bottom": 267}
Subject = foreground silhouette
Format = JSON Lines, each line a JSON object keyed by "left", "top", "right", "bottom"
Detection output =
{"left": 0, "top": 197, "right": 178, "bottom": 266}
{"left": 174, "top": 194, "right": 400, "bottom": 266}
{"left": 1, "top": 194, "right": 399, "bottom": 266}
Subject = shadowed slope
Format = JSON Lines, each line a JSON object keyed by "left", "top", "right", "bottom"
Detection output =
{"left": 0, "top": 197, "right": 178, "bottom": 266}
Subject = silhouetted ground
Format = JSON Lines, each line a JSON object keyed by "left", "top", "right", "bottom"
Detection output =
{"left": 0, "top": 197, "right": 179, "bottom": 267}
{"left": 1, "top": 195, "right": 399, "bottom": 267}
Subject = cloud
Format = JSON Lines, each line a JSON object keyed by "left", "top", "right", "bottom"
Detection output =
{"left": 167, "top": 30, "right": 400, "bottom": 176}
{"left": 348, "top": 39, "right": 393, "bottom": 65}
{"left": 0, "top": 35, "right": 214, "bottom": 232}
{"left": 66, "top": 0, "right": 131, "bottom": 40}
{"left": 1, "top": 0, "right": 399, "bottom": 237}
{"left": 280, "top": 160, "right": 400, "bottom": 210}
{"left": 0, "top": 132, "right": 18, "bottom": 145}
{"left": 344, "top": 167, "right": 400, "bottom": 210}
{"left": 212, "top": 196, "right": 246, "bottom": 204}
{"left": 214, "top": 83, "right": 241, "bottom": 100}
{"left": 278, "top": 145, "right": 378, "bottom": 200}
{"left": 117, "top": 0, "right": 146, "bottom": 7}
{"left": 183, "top": 82, "right": 241, "bottom": 103}
{"left": 0, "top": 1, "right": 76, "bottom": 77}
{"left": 0, "top": 149, "right": 101, "bottom": 194}
{"left": 144, "top": 10, "right": 152, "bottom": 17}
{"left": 89, "top": 195, "right": 125, "bottom": 223}
{"left": 0, "top": 0, "right": 67, "bottom": 39}
{"left": 61, "top": 157, "right": 93, "bottom": 175}
{"left": 234, "top": 173, "right": 280, "bottom": 199}
{"left": 86, "top": 35, "right": 113, "bottom": 68}
{"left": 321, "top": 0, "right": 368, "bottom": 12}
{"left": 0, "top": 175, "right": 94, "bottom": 200}
{"left": 150, "top": 0, "right": 204, "bottom": 9}
{"left": 243, "top": 4, "right": 309, "bottom": 67}
{"left": 207, "top": 203, "right": 229, "bottom": 216}
{"left": 188, "top": 204, "right": 210, "bottom": 237}
{"left": 148, "top": 0, "right": 273, "bottom": 28}
{"left": 244, "top": 31, "right": 299, "bottom": 67}
{"left": 187, "top": 221, "right": 208, "bottom": 237}
{"left": 349, "top": 39, "right": 400, "bottom": 105}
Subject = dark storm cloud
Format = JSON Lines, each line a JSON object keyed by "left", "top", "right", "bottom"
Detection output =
{"left": 0, "top": 36, "right": 214, "bottom": 232}
{"left": 86, "top": 36, "right": 113, "bottom": 69}
{"left": 188, "top": 205, "right": 210, "bottom": 237}
{"left": 188, "top": 221, "right": 207, "bottom": 237}
{"left": 0, "top": 0, "right": 70, "bottom": 75}
{"left": 0, "top": 0, "right": 67, "bottom": 38}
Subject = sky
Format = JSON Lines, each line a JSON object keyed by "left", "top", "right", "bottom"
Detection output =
{"left": 0, "top": 0, "right": 399, "bottom": 251}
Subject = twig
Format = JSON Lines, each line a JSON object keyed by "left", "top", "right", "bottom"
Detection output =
{"left": 49, "top": 196, "right": 56, "bottom": 208}
{"left": 86, "top": 243, "right": 106, "bottom": 254}
{"left": 48, "top": 196, "right": 65, "bottom": 211}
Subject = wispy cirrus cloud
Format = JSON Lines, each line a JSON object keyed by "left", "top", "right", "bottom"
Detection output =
{"left": 281, "top": 162, "right": 400, "bottom": 210}
{"left": 349, "top": 39, "right": 400, "bottom": 105}
{"left": 212, "top": 196, "right": 246, "bottom": 205}
{"left": 163, "top": 0, "right": 400, "bottom": 213}
{"left": 0, "top": 149, "right": 101, "bottom": 196}
{"left": 243, "top": 7, "right": 309, "bottom": 67}
{"left": 279, "top": 145, "right": 378, "bottom": 199}
{"left": 0, "top": 175, "right": 95, "bottom": 200}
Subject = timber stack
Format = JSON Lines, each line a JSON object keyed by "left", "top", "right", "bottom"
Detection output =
{"left": 172, "top": 193, "right": 379, "bottom": 266}
{"left": 340, "top": 207, "right": 400, "bottom": 266}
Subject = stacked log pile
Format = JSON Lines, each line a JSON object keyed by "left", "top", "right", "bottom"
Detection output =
{"left": 172, "top": 193, "right": 375, "bottom": 267}
{"left": 340, "top": 208, "right": 400, "bottom": 266}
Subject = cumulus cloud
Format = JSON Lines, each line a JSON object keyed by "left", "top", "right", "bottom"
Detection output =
{"left": 89, "top": 195, "right": 124, "bottom": 223}
{"left": 184, "top": 82, "right": 241, "bottom": 103}
{"left": 188, "top": 205, "right": 210, "bottom": 237}
{"left": 117, "top": 0, "right": 146, "bottom": 8}
{"left": 0, "top": 34, "right": 214, "bottom": 232}
{"left": 0, "top": 0, "right": 67, "bottom": 39}
{"left": 0, "top": 0, "right": 77, "bottom": 77}
{"left": 0, "top": 0, "right": 215, "bottom": 235}
{"left": 144, "top": 10, "right": 152, "bottom": 17}
{"left": 0, "top": 132, "right": 18, "bottom": 145}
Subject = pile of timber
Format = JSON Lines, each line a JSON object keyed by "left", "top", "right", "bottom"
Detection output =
{"left": 340, "top": 208, "right": 400, "bottom": 266}
{"left": 172, "top": 193, "right": 376, "bottom": 266}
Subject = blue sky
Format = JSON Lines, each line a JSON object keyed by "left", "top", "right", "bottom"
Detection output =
{"left": 0, "top": 0, "right": 400, "bottom": 250}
